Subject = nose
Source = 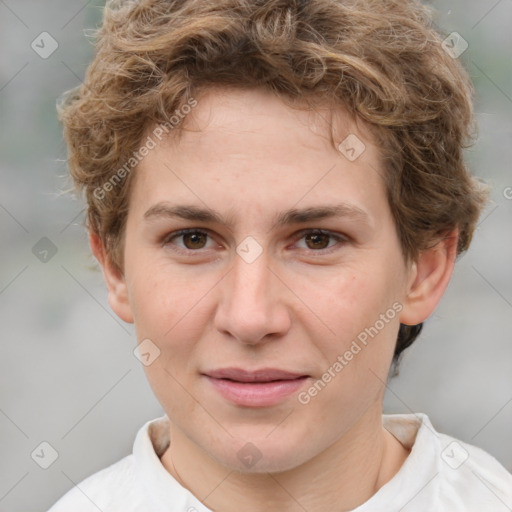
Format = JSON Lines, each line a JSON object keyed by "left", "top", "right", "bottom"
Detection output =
{"left": 213, "top": 250, "right": 292, "bottom": 345}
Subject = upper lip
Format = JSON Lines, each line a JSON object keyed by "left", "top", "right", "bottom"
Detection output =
{"left": 204, "top": 368, "right": 309, "bottom": 383}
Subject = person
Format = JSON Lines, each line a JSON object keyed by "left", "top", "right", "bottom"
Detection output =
{"left": 49, "top": 0, "right": 512, "bottom": 510}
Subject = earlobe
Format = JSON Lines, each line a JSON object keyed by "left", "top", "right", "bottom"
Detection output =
{"left": 89, "top": 232, "right": 134, "bottom": 324}
{"left": 400, "top": 230, "right": 458, "bottom": 326}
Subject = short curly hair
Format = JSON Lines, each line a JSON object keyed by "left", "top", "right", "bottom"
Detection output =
{"left": 58, "top": 0, "right": 488, "bottom": 363}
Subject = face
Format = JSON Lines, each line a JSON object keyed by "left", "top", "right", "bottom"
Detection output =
{"left": 109, "top": 88, "right": 424, "bottom": 473}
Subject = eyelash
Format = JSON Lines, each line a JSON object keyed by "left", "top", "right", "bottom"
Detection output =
{"left": 162, "top": 228, "right": 348, "bottom": 255}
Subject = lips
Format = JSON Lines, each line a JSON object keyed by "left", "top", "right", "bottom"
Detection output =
{"left": 203, "top": 367, "right": 310, "bottom": 407}
{"left": 205, "top": 367, "right": 308, "bottom": 383}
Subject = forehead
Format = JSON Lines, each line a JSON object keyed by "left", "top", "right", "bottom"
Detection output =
{"left": 130, "top": 87, "right": 388, "bottom": 226}
{"left": 166, "top": 87, "right": 376, "bottom": 160}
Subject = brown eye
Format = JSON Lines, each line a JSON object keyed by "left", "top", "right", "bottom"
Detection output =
{"left": 182, "top": 231, "right": 208, "bottom": 249}
{"left": 164, "top": 229, "right": 214, "bottom": 252}
{"left": 304, "top": 231, "right": 331, "bottom": 250}
{"left": 294, "top": 229, "right": 347, "bottom": 253}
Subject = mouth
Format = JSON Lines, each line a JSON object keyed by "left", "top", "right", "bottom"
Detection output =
{"left": 202, "top": 368, "right": 311, "bottom": 407}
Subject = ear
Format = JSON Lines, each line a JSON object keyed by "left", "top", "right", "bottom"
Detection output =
{"left": 400, "top": 230, "right": 458, "bottom": 326}
{"left": 89, "top": 232, "right": 134, "bottom": 324}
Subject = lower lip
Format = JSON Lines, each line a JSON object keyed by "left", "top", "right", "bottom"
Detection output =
{"left": 205, "top": 376, "right": 309, "bottom": 407}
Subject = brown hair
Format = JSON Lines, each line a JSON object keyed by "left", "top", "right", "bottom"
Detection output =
{"left": 58, "top": 0, "right": 488, "bottom": 363}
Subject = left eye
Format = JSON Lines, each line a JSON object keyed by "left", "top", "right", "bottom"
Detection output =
{"left": 295, "top": 229, "right": 346, "bottom": 251}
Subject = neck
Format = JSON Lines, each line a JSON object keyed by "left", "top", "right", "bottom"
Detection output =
{"left": 161, "top": 406, "right": 409, "bottom": 512}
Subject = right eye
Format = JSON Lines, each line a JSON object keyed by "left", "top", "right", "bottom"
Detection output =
{"left": 162, "top": 229, "right": 218, "bottom": 252}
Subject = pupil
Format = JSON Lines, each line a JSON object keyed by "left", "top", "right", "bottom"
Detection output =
{"left": 306, "top": 232, "right": 329, "bottom": 249}
{"left": 184, "top": 232, "right": 206, "bottom": 249}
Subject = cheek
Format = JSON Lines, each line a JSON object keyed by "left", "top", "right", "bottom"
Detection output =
{"left": 126, "top": 267, "right": 208, "bottom": 399}
{"left": 128, "top": 267, "right": 213, "bottom": 417}
{"left": 303, "top": 267, "right": 392, "bottom": 336}
{"left": 295, "top": 270, "right": 400, "bottom": 433}
{"left": 128, "top": 260, "right": 212, "bottom": 339}
{"left": 301, "top": 264, "right": 402, "bottom": 374}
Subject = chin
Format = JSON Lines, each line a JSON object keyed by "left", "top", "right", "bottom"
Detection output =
{"left": 208, "top": 430, "right": 314, "bottom": 475}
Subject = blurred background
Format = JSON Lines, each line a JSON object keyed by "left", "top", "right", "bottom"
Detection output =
{"left": 0, "top": 1, "right": 511, "bottom": 510}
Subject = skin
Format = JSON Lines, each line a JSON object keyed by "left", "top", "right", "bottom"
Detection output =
{"left": 92, "top": 87, "right": 457, "bottom": 511}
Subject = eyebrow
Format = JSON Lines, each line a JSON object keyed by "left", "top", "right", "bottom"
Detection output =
{"left": 143, "top": 202, "right": 370, "bottom": 230}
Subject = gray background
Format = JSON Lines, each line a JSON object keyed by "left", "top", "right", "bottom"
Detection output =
{"left": 0, "top": 1, "right": 511, "bottom": 511}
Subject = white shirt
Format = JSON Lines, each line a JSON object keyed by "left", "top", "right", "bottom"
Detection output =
{"left": 48, "top": 413, "right": 512, "bottom": 511}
